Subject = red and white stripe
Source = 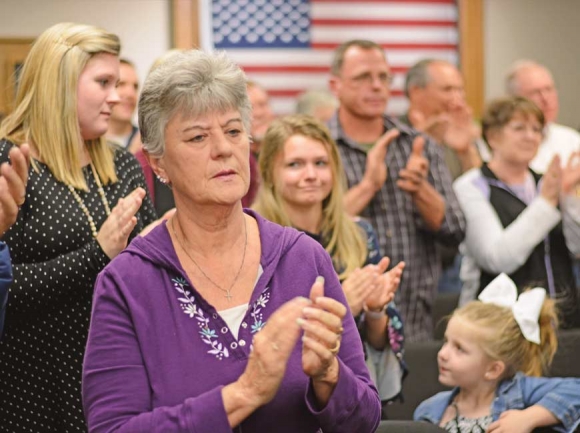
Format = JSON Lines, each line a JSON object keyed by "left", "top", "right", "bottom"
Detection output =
{"left": 201, "top": 0, "right": 458, "bottom": 116}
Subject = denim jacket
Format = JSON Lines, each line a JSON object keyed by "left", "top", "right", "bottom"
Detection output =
{"left": 414, "top": 372, "right": 580, "bottom": 432}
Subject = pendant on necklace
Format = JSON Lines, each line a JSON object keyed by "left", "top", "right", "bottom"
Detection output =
{"left": 224, "top": 290, "right": 233, "bottom": 301}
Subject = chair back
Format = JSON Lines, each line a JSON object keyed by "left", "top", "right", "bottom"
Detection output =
{"left": 375, "top": 420, "right": 446, "bottom": 432}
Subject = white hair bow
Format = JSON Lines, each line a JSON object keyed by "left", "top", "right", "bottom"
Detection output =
{"left": 478, "top": 273, "right": 546, "bottom": 344}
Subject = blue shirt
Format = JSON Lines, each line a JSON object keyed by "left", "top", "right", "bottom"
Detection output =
{"left": 414, "top": 372, "right": 580, "bottom": 432}
{"left": 0, "top": 241, "right": 13, "bottom": 338}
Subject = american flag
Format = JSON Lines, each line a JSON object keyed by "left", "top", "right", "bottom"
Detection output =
{"left": 200, "top": 0, "right": 458, "bottom": 116}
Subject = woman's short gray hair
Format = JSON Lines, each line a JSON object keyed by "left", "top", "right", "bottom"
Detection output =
{"left": 138, "top": 50, "right": 252, "bottom": 156}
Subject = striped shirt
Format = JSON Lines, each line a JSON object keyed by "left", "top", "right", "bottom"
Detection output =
{"left": 329, "top": 114, "right": 466, "bottom": 341}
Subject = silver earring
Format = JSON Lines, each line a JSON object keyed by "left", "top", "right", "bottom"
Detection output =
{"left": 156, "top": 174, "right": 167, "bottom": 184}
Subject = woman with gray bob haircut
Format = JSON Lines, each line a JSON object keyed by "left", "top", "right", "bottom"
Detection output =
{"left": 139, "top": 50, "right": 252, "bottom": 157}
{"left": 83, "top": 49, "right": 380, "bottom": 433}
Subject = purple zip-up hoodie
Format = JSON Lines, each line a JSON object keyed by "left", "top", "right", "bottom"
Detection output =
{"left": 83, "top": 210, "right": 381, "bottom": 433}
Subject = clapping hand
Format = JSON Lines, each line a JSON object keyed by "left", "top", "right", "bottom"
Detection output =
{"left": 364, "top": 258, "right": 405, "bottom": 312}
{"left": 0, "top": 144, "right": 30, "bottom": 236}
{"left": 408, "top": 109, "right": 449, "bottom": 143}
{"left": 237, "top": 274, "right": 348, "bottom": 412}
{"left": 397, "top": 136, "right": 429, "bottom": 195}
{"left": 300, "top": 277, "right": 346, "bottom": 381}
{"left": 540, "top": 155, "right": 562, "bottom": 206}
{"left": 443, "top": 104, "right": 480, "bottom": 154}
{"left": 97, "top": 187, "right": 146, "bottom": 258}
{"left": 561, "top": 151, "right": 580, "bottom": 195}
{"left": 341, "top": 266, "right": 380, "bottom": 316}
{"left": 236, "top": 296, "right": 310, "bottom": 408}
{"left": 363, "top": 129, "right": 400, "bottom": 192}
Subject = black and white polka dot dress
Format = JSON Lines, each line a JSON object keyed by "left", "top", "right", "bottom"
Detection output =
{"left": 0, "top": 140, "right": 157, "bottom": 432}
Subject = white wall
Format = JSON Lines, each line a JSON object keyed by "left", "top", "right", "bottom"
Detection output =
{"left": 484, "top": 0, "right": 580, "bottom": 128}
{"left": 0, "top": 0, "right": 171, "bottom": 86}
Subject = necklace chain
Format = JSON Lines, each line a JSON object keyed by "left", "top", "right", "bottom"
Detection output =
{"left": 67, "top": 163, "right": 112, "bottom": 238}
{"left": 171, "top": 216, "right": 248, "bottom": 302}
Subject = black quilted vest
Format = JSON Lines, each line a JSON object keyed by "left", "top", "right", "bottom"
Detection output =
{"left": 478, "top": 164, "right": 580, "bottom": 328}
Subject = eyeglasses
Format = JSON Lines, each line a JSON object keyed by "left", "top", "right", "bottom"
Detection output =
{"left": 345, "top": 72, "right": 394, "bottom": 88}
{"left": 525, "top": 85, "right": 556, "bottom": 99}
{"left": 504, "top": 121, "right": 544, "bottom": 135}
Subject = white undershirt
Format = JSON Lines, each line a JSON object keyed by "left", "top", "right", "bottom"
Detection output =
{"left": 218, "top": 303, "right": 249, "bottom": 340}
{"left": 217, "top": 265, "right": 263, "bottom": 339}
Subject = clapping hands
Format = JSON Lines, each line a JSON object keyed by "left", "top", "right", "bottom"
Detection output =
{"left": 540, "top": 152, "right": 580, "bottom": 206}
{"left": 540, "top": 155, "right": 562, "bottom": 206}
{"left": 342, "top": 257, "right": 405, "bottom": 316}
{"left": 408, "top": 109, "right": 449, "bottom": 143}
{"left": 408, "top": 104, "right": 479, "bottom": 154}
{"left": 96, "top": 187, "right": 146, "bottom": 258}
{"left": 561, "top": 151, "right": 580, "bottom": 195}
{"left": 238, "top": 276, "right": 347, "bottom": 411}
{"left": 0, "top": 144, "right": 30, "bottom": 236}
{"left": 397, "top": 136, "right": 429, "bottom": 195}
{"left": 363, "top": 129, "right": 400, "bottom": 192}
{"left": 364, "top": 258, "right": 405, "bottom": 312}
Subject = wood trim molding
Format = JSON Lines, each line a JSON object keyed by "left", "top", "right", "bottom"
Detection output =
{"left": 0, "top": 38, "right": 34, "bottom": 115}
{"left": 458, "top": 0, "right": 484, "bottom": 118}
{"left": 171, "top": 0, "right": 200, "bottom": 49}
{"left": 0, "top": 38, "right": 35, "bottom": 45}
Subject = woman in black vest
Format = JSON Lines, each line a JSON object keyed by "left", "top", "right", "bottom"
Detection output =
{"left": 454, "top": 96, "right": 580, "bottom": 328}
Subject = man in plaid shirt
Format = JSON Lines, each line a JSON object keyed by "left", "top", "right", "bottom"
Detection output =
{"left": 328, "top": 40, "right": 466, "bottom": 341}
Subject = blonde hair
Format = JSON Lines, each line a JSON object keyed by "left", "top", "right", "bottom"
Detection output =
{"left": 253, "top": 114, "right": 367, "bottom": 279}
{"left": 295, "top": 89, "right": 338, "bottom": 118}
{"left": 453, "top": 297, "right": 559, "bottom": 377}
{"left": 0, "top": 22, "right": 120, "bottom": 190}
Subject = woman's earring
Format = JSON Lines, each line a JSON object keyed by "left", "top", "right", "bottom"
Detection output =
{"left": 156, "top": 174, "right": 168, "bottom": 184}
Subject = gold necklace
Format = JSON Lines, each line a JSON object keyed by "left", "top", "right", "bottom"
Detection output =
{"left": 171, "top": 216, "right": 248, "bottom": 302}
{"left": 67, "top": 163, "right": 112, "bottom": 238}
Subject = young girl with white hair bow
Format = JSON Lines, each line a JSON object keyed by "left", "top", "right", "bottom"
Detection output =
{"left": 414, "top": 274, "right": 580, "bottom": 433}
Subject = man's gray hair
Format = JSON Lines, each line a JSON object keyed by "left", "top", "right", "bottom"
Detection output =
{"left": 404, "top": 58, "right": 452, "bottom": 98}
{"left": 505, "top": 59, "right": 550, "bottom": 95}
{"left": 295, "top": 89, "right": 338, "bottom": 116}
{"left": 138, "top": 50, "right": 252, "bottom": 156}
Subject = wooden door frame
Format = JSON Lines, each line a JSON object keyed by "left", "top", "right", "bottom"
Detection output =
{"left": 170, "top": 0, "right": 200, "bottom": 49}
{"left": 0, "top": 38, "right": 34, "bottom": 116}
{"left": 458, "top": 0, "right": 484, "bottom": 118}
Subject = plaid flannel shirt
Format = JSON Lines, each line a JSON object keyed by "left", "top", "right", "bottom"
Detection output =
{"left": 328, "top": 114, "right": 466, "bottom": 341}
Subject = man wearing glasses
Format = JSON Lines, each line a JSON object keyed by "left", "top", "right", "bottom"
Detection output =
{"left": 327, "top": 40, "right": 466, "bottom": 342}
{"left": 506, "top": 60, "right": 580, "bottom": 174}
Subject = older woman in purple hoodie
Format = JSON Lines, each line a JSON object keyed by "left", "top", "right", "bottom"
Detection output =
{"left": 82, "top": 50, "right": 380, "bottom": 433}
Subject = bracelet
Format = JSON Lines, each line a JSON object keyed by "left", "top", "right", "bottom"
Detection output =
{"left": 363, "top": 304, "right": 387, "bottom": 320}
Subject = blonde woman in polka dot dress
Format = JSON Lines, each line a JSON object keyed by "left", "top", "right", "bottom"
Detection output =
{"left": 0, "top": 23, "right": 157, "bottom": 432}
